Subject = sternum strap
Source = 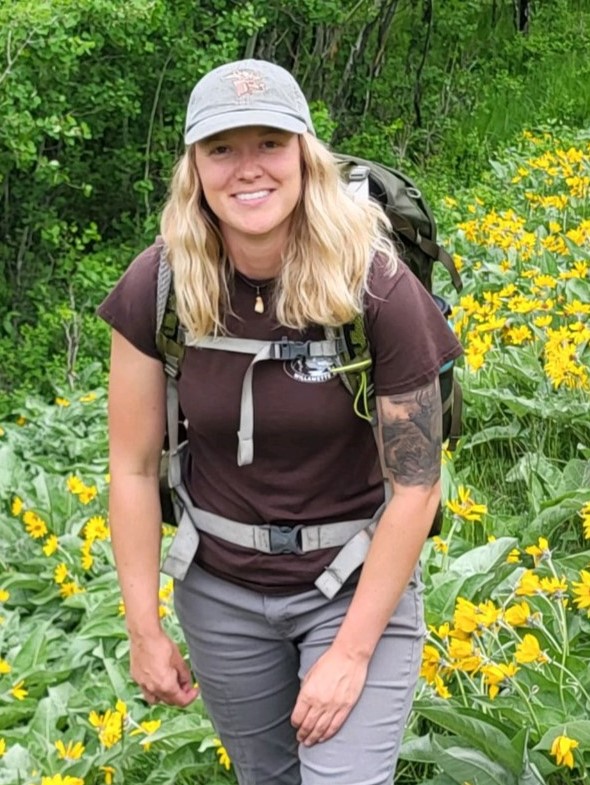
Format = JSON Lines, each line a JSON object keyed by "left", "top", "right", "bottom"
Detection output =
{"left": 185, "top": 335, "right": 342, "bottom": 466}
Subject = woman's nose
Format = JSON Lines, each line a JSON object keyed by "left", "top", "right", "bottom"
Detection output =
{"left": 235, "top": 151, "right": 263, "bottom": 180}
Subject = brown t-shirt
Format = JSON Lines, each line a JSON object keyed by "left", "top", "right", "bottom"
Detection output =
{"left": 98, "top": 243, "right": 462, "bottom": 593}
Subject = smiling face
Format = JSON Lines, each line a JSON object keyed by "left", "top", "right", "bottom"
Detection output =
{"left": 194, "top": 126, "right": 303, "bottom": 252}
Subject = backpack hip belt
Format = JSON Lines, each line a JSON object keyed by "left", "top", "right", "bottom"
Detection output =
{"left": 161, "top": 479, "right": 388, "bottom": 599}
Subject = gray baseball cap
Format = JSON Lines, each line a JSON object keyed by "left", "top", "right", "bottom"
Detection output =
{"left": 184, "top": 59, "right": 315, "bottom": 145}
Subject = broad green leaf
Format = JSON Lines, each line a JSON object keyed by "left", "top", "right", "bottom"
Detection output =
{"left": 400, "top": 731, "right": 468, "bottom": 763}
{"left": 413, "top": 705, "right": 522, "bottom": 774}
{"left": 434, "top": 743, "right": 518, "bottom": 785}
{"left": 449, "top": 537, "right": 518, "bottom": 576}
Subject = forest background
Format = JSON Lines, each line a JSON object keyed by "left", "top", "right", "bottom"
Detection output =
{"left": 1, "top": 0, "right": 589, "bottom": 402}
{"left": 1, "top": 1, "right": 590, "bottom": 784}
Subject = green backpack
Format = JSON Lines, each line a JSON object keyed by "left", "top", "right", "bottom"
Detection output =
{"left": 156, "top": 156, "right": 463, "bottom": 532}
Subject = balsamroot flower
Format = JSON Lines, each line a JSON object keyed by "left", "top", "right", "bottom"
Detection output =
{"left": 446, "top": 486, "right": 487, "bottom": 523}
{"left": 514, "top": 634, "right": 549, "bottom": 664}
{"left": 550, "top": 734, "right": 579, "bottom": 769}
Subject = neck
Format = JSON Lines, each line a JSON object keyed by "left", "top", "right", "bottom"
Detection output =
{"left": 223, "top": 231, "right": 286, "bottom": 280}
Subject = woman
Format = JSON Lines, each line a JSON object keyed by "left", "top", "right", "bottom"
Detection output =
{"left": 98, "top": 59, "right": 462, "bottom": 785}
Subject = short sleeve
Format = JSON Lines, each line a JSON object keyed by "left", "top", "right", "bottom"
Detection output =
{"left": 96, "top": 243, "right": 162, "bottom": 360}
{"left": 365, "top": 258, "right": 463, "bottom": 395}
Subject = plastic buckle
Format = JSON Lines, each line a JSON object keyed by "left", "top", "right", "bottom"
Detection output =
{"left": 275, "top": 338, "right": 311, "bottom": 360}
{"left": 349, "top": 165, "right": 370, "bottom": 181}
{"left": 266, "top": 524, "right": 303, "bottom": 555}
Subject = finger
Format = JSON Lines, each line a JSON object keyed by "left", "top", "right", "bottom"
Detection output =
{"left": 318, "top": 706, "right": 351, "bottom": 743}
{"left": 295, "top": 707, "right": 326, "bottom": 745}
{"left": 290, "top": 695, "right": 312, "bottom": 729}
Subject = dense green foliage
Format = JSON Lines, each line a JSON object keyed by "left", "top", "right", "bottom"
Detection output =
{"left": 1, "top": 0, "right": 589, "bottom": 405}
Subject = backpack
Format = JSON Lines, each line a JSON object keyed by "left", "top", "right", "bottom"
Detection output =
{"left": 156, "top": 156, "right": 463, "bottom": 534}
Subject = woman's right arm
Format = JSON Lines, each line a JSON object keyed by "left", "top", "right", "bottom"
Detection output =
{"left": 107, "top": 329, "right": 198, "bottom": 707}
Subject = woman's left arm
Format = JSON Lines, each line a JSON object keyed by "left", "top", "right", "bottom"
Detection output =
{"left": 291, "top": 376, "right": 441, "bottom": 745}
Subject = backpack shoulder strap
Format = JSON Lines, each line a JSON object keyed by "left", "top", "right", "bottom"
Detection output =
{"left": 155, "top": 244, "right": 185, "bottom": 378}
{"left": 327, "top": 315, "right": 375, "bottom": 424}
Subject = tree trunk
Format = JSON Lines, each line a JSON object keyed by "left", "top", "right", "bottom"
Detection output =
{"left": 513, "top": 0, "right": 531, "bottom": 33}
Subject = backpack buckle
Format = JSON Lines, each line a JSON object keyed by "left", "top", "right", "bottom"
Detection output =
{"left": 273, "top": 338, "right": 311, "bottom": 360}
{"left": 264, "top": 524, "right": 303, "bottom": 554}
{"left": 348, "top": 165, "right": 370, "bottom": 181}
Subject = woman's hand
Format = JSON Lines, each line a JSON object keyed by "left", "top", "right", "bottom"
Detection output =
{"left": 290, "top": 645, "right": 368, "bottom": 747}
{"left": 130, "top": 629, "right": 199, "bottom": 707}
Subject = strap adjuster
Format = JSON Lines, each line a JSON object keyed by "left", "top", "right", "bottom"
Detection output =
{"left": 272, "top": 338, "right": 312, "bottom": 361}
{"left": 264, "top": 524, "right": 304, "bottom": 554}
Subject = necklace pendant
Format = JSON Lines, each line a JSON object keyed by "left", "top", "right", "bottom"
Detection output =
{"left": 254, "top": 294, "right": 265, "bottom": 314}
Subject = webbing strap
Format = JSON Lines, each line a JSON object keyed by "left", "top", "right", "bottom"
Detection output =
{"left": 186, "top": 335, "right": 341, "bottom": 466}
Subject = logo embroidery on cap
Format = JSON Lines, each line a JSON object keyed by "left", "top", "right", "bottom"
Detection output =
{"left": 225, "top": 69, "right": 266, "bottom": 98}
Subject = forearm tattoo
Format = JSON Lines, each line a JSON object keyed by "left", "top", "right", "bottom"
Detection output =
{"left": 377, "top": 377, "right": 442, "bottom": 488}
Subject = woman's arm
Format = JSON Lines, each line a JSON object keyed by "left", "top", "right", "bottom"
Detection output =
{"left": 291, "top": 376, "right": 441, "bottom": 744}
{"left": 108, "top": 330, "right": 198, "bottom": 707}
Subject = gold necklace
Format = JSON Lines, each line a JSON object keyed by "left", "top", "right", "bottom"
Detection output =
{"left": 235, "top": 271, "right": 273, "bottom": 314}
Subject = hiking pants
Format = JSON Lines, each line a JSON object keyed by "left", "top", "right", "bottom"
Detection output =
{"left": 174, "top": 564, "right": 425, "bottom": 785}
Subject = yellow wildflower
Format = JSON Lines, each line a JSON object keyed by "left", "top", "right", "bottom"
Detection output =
{"left": 420, "top": 645, "right": 441, "bottom": 683}
{"left": 446, "top": 486, "right": 487, "bottom": 523}
{"left": 504, "top": 325, "right": 532, "bottom": 346}
{"left": 540, "top": 576, "right": 568, "bottom": 597}
{"left": 504, "top": 601, "right": 534, "bottom": 627}
{"left": 580, "top": 502, "right": 590, "bottom": 540}
{"left": 54, "top": 739, "right": 85, "bottom": 761}
{"left": 43, "top": 535, "right": 59, "bottom": 557}
{"left": 433, "top": 674, "right": 451, "bottom": 699}
{"left": 23, "top": 510, "right": 48, "bottom": 539}
{"left": 80, "top": 542, "right": 94, "bottom": 571}
{"left": 453, "top": 597, "right": 478, "bottom": 635}
{"left": 0, "top": 589, "right": 9, "bottom": 603}
{"left": 533, "top": 315, "right": 552, "bottom": 328}
{"left": 54, "top": 563, "right": 69, "bottom": 585}
{"left": 432, "top": 536, "right": 448, "bottom": 553}
{"left": 550, "top": 735, "right": 579, "bottom": 769}
{"left": 16, "top": 416, "right": 26, "bottom": 426}
{"left": 448, "top": 638, "right": 481, "bottom": 674}
{"left": 67, "top": 475, "right": 85, "bottom": 494}
{"left": 11, "top": 496, "right": 23, "bottom": 516}
{"left": 78, "top": 485, "right": 98, "bottom": 505}
{"left": 89, "top": 708, "right": 124, "bottom": 748}
{"left": 506, "top": 548, "right": 521, "bottom": 564}
{"left": 0, "top": 659, "right": 11, "bottom": 674}
{"left": 481, "top": 662, "right": 519, "bottom": 700}
{"left": 100, "top": 766, "right": 116, "bottom": 785}
{"left": 524, "top": 537, "right": 551, "bottom": 566}
{"left": 212, "top": 737, "right": 232, "bottom": 771}
{"left": 131, "top": 719, "right": 161, "bottom": 751}
{"left": 59, "top": 581, "right": 84, "bottom": 598}
{"left": 572, "top": 570, "right": 590, "bottom": 612}
{"left": 55, "top": 397, "right": 70, "bottom": 407}
{"left": 79, "top": 392, "right": 97, "bottom": 403}
{"left": 515, "top": 634, "right": 549, "bottom": 664}
{"left": 0, "top": 738, "right": 6, "bottom": 757}
{"left": 515, "top": 570, "right": 541, "bottom": 597}
{"left": 10, "top": 680, "right": 28, "bottom": 701}
{"left": 41, "top": 776, "right": 85, "bottom": 785}
{"left": 84, "top": 515, "right": 109, "bottom": 542}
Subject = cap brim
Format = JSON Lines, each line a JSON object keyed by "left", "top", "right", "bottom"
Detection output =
{"left": 185, "top": 109, "right": 308, "bottom": 145}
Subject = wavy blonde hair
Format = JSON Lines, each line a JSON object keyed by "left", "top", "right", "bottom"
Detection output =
{"left": 160, "top": 133, "right": 398, "bottom": 337}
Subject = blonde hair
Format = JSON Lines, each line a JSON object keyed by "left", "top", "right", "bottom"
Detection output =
{"left": 160, "top": 133, "right": 398, "bottom": 338}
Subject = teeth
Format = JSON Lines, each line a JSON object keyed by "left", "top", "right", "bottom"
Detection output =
{"left": 235, "top": 190, "right": 270, "bottom": 201}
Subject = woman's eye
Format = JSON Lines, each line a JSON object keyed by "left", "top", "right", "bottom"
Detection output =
{"left": 262, "top": 140, "right": 280, "bottom": 149}
{"left": 210, "top": 145, "right": 230, "bottom": 156}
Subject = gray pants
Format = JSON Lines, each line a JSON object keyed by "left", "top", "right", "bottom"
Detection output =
{"left": 174, "top": 565, "right": 425, "bottom": 785}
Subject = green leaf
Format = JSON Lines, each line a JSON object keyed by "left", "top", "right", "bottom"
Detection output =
{"left": 433, "top": 740, "right": 518, "bottom": 785}
{"left": 413, "top": 704, "right": 522, "bottom": 774}
{"left": 449, "top": 537, "right": 518, "bottom": 576}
